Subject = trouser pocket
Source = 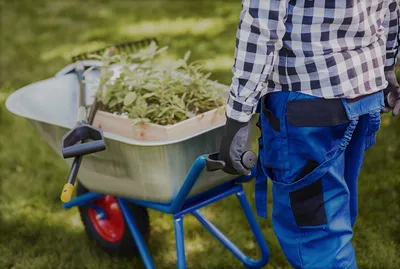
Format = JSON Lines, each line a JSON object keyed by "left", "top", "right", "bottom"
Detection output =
{"left": 259, "top": 94, "right": 288, "bottom": 179}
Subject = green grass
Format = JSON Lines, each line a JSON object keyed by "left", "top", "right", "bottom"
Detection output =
{"left": 0, "top": 0, "right": 399, "bottom": 268}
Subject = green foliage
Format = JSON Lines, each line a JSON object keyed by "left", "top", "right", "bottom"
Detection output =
{"left": 88, "top": 42, "right": 225, "bottom": 125}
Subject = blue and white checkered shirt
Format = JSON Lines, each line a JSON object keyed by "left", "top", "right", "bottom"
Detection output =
{"left": 227, "top": 0, "right": 400, "bottom": 122}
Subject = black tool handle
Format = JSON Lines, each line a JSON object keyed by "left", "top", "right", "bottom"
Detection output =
{"left": 61, "top": 156, "right": 83, "bottom": 202}
{"left": 63, "top": 140, "right": 106, "bottom": 159}
{"left": 61, "top": 124, "right": 106, "bottom": 159}
{"left": 205, "top": 151, "right": 257, "bottom": 172}
{"left": 61, "top": 64, "right": 102, "bottom": 203}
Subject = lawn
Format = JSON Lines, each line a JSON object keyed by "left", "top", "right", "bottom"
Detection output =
{"left": 0, "top": 1, "right": 399, "bottom": 268}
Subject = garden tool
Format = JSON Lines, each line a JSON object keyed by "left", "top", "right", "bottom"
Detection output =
{"left": 60, "top": 38, "right": 158, "bottom": 202}
{"left": 71, "top": 38, "right": 158, "bottom": 62}
{"left": 60, "top": 61, "right": 106, "bottom": 202}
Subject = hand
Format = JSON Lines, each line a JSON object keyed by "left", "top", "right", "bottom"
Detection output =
{"left": 218, "top": 116, "right": 252, "bottom": 175}
{"left": 382, "top": 69, "right": 400, "bottom": 117}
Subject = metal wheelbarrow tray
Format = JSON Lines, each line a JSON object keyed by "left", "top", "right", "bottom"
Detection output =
{"left": 5, "top": 64, "right": 270, "bottom": 269}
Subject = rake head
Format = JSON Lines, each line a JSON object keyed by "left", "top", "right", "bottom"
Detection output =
{"left": 71, "top": 38, "right": 159, "bottom": 62}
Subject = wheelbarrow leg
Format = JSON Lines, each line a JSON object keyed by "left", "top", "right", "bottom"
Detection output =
{"left": 174, "top": 217, "right": 186, "bottom": 269}
{"left": 236, "top": 189, "right": 270, "bottom": 269}
{"left": 118, "top": 198, "right": 155, "bottom": 269}
{"left": 191, "top": 186, "right": 270, "bottom": 269}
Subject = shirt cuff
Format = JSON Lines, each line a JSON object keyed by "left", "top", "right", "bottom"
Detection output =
{"left": 225, "top": 94, "right": 258, "bottom": 123}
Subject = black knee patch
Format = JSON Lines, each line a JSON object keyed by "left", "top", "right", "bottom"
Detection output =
{"left": 289, "top": 179, "right": 327, "bottom": 227}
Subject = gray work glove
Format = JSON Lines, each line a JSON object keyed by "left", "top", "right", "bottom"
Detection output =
{"left": 219, "top": 116, "right": 252, "bottom": 175}
{"left": 382, "top": 69, "right": 400, "bottom": 117}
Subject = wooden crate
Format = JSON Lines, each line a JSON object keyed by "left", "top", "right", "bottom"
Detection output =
{"left": 92, "top": 106, "right": 227, "bottom": 141}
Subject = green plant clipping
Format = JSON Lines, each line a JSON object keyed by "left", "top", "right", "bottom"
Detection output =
{"left": 88, "top": 42, "right": 225, "bottom": 126}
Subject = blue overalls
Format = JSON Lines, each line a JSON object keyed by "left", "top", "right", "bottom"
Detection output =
{"left": 255, "top": 90, "right": 384, "bottom": 269}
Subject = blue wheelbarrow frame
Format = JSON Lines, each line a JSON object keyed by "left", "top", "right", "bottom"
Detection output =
{"left": 4, "top": 52, "right": 270, "bottom": 268}
{"left": 64, "top": 156, "right": 270, "bottom": 269}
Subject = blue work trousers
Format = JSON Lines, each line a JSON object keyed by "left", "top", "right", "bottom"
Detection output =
{"left": 257, "top": 90, "right": 384, "bottom": 269}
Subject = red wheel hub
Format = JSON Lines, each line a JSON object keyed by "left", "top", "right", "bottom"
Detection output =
{"left": 88, "top": 196, "right": 124, "bottom": 242}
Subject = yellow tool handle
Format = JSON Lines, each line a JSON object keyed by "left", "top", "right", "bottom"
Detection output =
{"left": 60, "top": 183, "right": 74, "bottom": 202}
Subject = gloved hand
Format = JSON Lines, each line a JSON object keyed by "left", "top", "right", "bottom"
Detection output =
{"left": 219, "top": 116, "right": 252, "bottom": 175}
{"left": 382, "top": 69, "right": 400, "bottom": 117}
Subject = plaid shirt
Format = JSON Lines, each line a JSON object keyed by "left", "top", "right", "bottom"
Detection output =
{"left": 227, "top": 0, "right": 400, "bottom": 122}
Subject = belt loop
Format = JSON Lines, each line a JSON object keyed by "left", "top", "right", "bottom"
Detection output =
{"left": 341, "top": 98, "right": 356, "bottom": 120}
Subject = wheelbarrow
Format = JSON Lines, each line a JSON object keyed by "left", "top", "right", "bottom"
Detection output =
{"left": 5, "top": 61, "right": 270, "bottom": 269}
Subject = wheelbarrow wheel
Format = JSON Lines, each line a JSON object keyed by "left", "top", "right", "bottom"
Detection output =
{"left": 76, "top": 183, "right": 150, "bottom": 257}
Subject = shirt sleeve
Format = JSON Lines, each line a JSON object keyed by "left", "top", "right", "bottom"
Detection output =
{"left": 226, "top": 0, "right": 288, "bottom": 122}
{"left": 383, "top": 0, "right": 400, "bottom": 71}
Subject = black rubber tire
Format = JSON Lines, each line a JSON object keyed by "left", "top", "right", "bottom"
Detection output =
{"left": 76, "top": 183, "right": 150, "bottom": 257}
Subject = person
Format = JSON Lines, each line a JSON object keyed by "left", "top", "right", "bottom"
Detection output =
{"left": 219, "top": 0, "right": 400, "bottom": 268}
